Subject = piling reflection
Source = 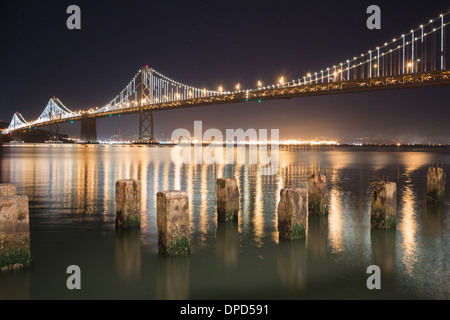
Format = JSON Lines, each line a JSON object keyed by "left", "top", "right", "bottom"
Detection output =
{"left": 0, "top": 270, "right": 30, "bottom": 299}
{"left": 115, "top": 229, "right": 141, "bottom": 283}
{"left": 307, "top": 215, "right": 328, "bottom": 261}
{"left": 156, "top": 256, "right": 190, "bottom": 299}
{"left": 276, "top": 239, "right": 307, "bottom": 290}
{"left": 423, "top": 203, "right": 445, "bottom": 236}
{"left": 370, "top": 229, "right": 396, "bottom": 280}
{"left": 216, "top": 221, "right": 240, "bottom": 268}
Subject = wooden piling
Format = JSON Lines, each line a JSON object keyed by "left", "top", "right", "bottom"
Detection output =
{"left": 277, "top": 188, "right": 308, "bottom": 240}
{"left": 216, "top": 178, "right": 240, "bottom": 221}
{"left": 0, "top": 191, "right": 31, "bottom": 271}
{"left": 307, "top": 173, "right": 328, "bottom": 215}
{"left": 426, "top": 165, "right": 445, "bottom": 203}
{"left": 115, "top": 180, "right": 141, "bottom": 229}
{"left": 370, "top": 181, "right": 397, "bottom": 229}
{"left": 157, "top": 191, "right": 190, "bottom": 255}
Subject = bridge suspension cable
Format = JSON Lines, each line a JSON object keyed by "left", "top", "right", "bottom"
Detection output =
{"left": 270, "top": 10, "right": 450, "bottom": 89}
{"left": 2, "top": 10, "right": 449, "bottom": 136}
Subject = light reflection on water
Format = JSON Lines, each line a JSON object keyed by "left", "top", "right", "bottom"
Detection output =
{"left": 0, "top": 144, "right": 450, "bottom": 299}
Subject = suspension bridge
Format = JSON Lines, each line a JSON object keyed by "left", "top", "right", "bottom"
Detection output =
{"left": 2, "top": 11, "right": 450, "bottom": 142}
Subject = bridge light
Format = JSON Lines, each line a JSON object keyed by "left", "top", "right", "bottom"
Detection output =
{"left": 373, "top": 64, "right": 378, "bottom": 68}
{"left": 279, "top": 77, "right": 284, "bottom": 84}
{"left": 218, "top": 86, "right": 223, "bottom": 93}
{"left": 257, "top": 81, "right": 262, "bottom": 88}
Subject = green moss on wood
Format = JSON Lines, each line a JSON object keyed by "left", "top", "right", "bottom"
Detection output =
{"left": 167, "top": 236, "right": 191, "bottom": 255}
{"left": 386, "top": 215, "right": 396, "bottom": 229}
{"left": 291, "top": 223, "right": 306, "bottom": 240}
{"left": 116, "top": 214, "right": 141, "bottom": 229}
{"left": 426, "top": 191, "right": 445, "bottom": 204}
{"left": 308, "top": 198, "right": 328, "bottom": 215}
{"left": 0, "top": 248, "right": 31, "bottom": 270}
{"left": 218, "top": 210, "right": 238, "bottom": 221}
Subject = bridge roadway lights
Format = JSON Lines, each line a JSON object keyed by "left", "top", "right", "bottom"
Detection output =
{"left": 135, "top": 138, "right": 159, "bottom": 145}
{"left": 80, "top": 116, "right": 97, "bottom": 143}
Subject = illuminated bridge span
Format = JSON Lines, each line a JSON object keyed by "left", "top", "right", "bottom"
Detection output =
{"left": 3, "top": 11, "right": 450, "bottom": 142}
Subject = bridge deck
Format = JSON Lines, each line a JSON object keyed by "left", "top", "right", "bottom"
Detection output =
{"left": 4, "top": 69, "right": 450, "bottom": 133}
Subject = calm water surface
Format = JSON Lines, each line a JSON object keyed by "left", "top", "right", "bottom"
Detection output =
{"left": 0, "top": 144, "right": 449, "bottom": 299}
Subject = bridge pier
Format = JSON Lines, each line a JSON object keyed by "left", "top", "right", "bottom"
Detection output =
{"left": 80, "top": 116, "right": 97, "bottom": 143}
{"left": 12, "top": 131, "right": 23, "bottom": 142}
{"left": 137, "top": 110, "right": 157, "bottom": 144}
{"left": 48, "top": 122, "right": 60, "bottom": 142}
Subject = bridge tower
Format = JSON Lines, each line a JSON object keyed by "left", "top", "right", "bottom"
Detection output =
{"left": 138, "top": 67, "right": 156, "bottom": 144}
{"left": 7, "top": 112, "right": 27, "bottom": 142}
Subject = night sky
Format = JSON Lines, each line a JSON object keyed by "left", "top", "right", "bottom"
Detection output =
{"left": 1, "top": 0, "right": 449, "bottom": 143}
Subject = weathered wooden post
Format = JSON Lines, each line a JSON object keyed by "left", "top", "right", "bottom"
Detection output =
{"left": 307, "top": 173, "right": 328, "bottom": 215}
{"left": 157, "top": 191, "right": 190, "bottom": 255}
{"left": 0, "top": 184, "right": 16, "bottom": 197}
{"left": 0, "top": 184, "right": 31, "bottom": 271}
{"left": 115, "top": 180, "right": 141, "bottom": 229}
{"left": 277, "top": 188, "right": 308, "bottom": 240}
{"left": 370, "top": 181, "right": 397, "bottom": 229}
{"left": 216, "top": 178, "right": 239, "bottom": 221}
{"left": 426, "top": 165, "right": 445, "bottom": 203}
